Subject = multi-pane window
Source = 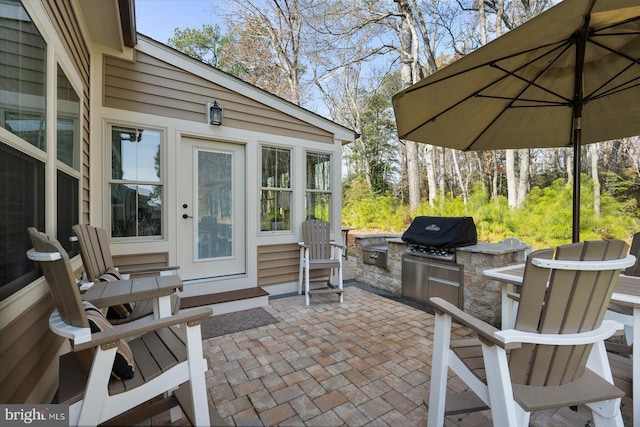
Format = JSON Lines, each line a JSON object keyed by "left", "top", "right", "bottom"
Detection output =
{"left": 0, "top": 0, "right": 48, "bottom": 301}
{"left": 260, "top": 146, "right": 291, "bottom": 231}
{"left": 56, "top": 65, "right": 81, "bottom": 255}
{"left": 0, "top": 144, "right": 45, "bottom": 301}
{"left": 110, "top": 126, "right": 163, "bottom": 238}
{"left": 305, "top": 152, "right": 331, "bottom": 222}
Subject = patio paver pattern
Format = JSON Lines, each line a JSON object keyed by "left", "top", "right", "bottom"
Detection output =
{"left": 192, "top": 285, "right": 631, "bottom": 426}
{"left": 148, "top": 257, "right": 632, "bottom": 426}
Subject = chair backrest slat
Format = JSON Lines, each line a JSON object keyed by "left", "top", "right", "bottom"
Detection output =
{"left": 509, "top": 239, "right": 629, "bottom": 387}
{"left": 302, "top": 219, "right": 332, "bottom": 261}
{"left": 27, "top": 228, "right": 88, "bottom": 329}
{"left": 73, "top": 224, "right": 114, "bottom": 282}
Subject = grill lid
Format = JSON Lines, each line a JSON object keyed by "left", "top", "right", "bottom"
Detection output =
{"left": 401, "top": 216, "right": 477, "bottom": 248}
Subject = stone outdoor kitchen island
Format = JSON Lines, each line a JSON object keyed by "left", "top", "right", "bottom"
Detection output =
{"left": 355, "top": 234, "right": 530, "bottom": 327}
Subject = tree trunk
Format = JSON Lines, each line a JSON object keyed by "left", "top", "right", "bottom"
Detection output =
{"left": 406, "top": 140, "right": 421, "bottom": 210}
{"left": 438, "top": 147, "right": 446, "bottom": 198}
{"left": 591, "top": 143, "right": 600, "bottom": 216}
{"left": 424, "top": 144, "right": 437, "bottom": 205}
{"left": 396, "top": 0, "right": 422, "bottom": 212}
{"left": 452, "top": 151, "right": 468, "bottom": 204}
{"left": 506, "top": 150, "right": 516, "bottom": 208}
{"left": 492, "top": 152, "right": 499, "bottom": 198}
{"left": 517, "top": 149, "right": 529, "bottom": 207}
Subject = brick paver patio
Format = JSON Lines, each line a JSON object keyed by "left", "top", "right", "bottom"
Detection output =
{"left": 148, "top": 258, "right": 632, "bottom": 426}
{"left": 188, "top": 285, "right": 633, "bottom": 426}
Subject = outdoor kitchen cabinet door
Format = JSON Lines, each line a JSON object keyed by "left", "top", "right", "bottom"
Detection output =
{"left": 427, "top": 260, "right": 464, "bottom": 309}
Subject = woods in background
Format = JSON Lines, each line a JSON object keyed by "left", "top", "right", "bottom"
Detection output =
{"left": 167, "top": 0, "right": 640, "bottom": 244}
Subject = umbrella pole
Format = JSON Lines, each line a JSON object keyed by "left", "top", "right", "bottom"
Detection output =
{"left": 572, "top": 132, "right": 581, "bottom": 243}
{"left": 571, "top": 7, "right": 592, "bottom": 243}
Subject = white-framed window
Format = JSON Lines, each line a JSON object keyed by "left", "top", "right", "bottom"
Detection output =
{"left": 305, "top": 151, "right": 332, "bottom": 222}
{"left": 56, "top": 64, "right": 81, "bottom": 255}
{"left": 108, "top": 125, "right": 164, "bottom": 238}
{"left": 0, "top": 0, "right": 82, "bottom": 300}
{"left": 260, "top": 145, "right": 291, "bottom": 232}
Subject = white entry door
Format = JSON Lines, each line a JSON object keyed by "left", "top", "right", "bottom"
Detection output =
{"left": 179, "top": 137, "right": 245, "bottom": 280}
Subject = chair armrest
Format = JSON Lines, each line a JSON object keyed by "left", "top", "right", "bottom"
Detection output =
{"left": 495, "top": 320, "right": 623, "bottom": 346}
{"left": 330, "top": 242, "right": 346, "bottom": 249}
{"left": 531, "top": 254, "right": 636, "bottom": 271}
{"left": 430, "top": 297, "right": 506, "bottom": 348}
{"left": 74, "top": 307, "right": 212, "bottom": 351}
{"left": 298, "top": 242, "right": 308, "bottom": 248}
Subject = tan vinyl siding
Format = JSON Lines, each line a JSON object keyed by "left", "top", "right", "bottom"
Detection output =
{"left": 113, "top": 252, "right": 170, "bottom": 274}
{"left": 0, "top": 292, "right": 65, "bottom": 403}
{"left": 257, "top": 243, "right": 327, "bottom": 286}
{"left": 104, "top": 52, "right": 334, "bottom": 144}
{"left": 0, "top": 0, "right": 90, "bottom": 405}
{"left": 43, "top": 0, "right": 91, "bottom": 223}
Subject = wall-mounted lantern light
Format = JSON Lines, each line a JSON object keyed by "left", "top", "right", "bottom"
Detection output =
{"left": 207, "top": 101, "right": 223, "bottom": 126}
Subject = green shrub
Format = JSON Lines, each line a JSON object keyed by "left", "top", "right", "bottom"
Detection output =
{"left": 342, "top": 176, "right": 640, "bottom": 249}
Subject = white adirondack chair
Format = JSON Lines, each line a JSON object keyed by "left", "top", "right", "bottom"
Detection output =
{"left": 72, "top": 224, "right": 180, "bottom": 323}
{"left": 27, "top": 228, "right": 216, "bottom": 426}
{"left": 428, "top": 239, "right": 635, "bottom": 426}
{"left": 298, "top": 219, "right": 344, "bottom": 305}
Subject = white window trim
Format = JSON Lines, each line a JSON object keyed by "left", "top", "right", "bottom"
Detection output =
{"left": 105, "top": 122, "right": 167, "bottom": 242}
{"left": 259, "top": 143, "right": 294, "bottom": 235}
{"left": 304, "top": 149, "right": 333, "bottom": 225}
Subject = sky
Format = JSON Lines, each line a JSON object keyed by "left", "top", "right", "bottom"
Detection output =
{"left": 135, "top": 0, "right": 224, "bottom": 44}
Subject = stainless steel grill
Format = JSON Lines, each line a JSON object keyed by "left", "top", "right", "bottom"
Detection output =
{"left": 400, "top": 216, "right": 475, "bottom": 309}
{"left": 406, "top": 244, "right": 456, "bottom": 262}
{"left": 401, "top": 248, "right": 463, "bottom": 309}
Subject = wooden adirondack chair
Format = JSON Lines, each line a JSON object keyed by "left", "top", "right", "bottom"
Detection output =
{"left": 298, "top": 219, "right": 344, "bottom": 305}
{"left": 72, "top": 224, "right": 180, "bottom": 323}
{"left": 428, "top": 239, "right": 636, "bottom": 427}
{"left": 27, "top": 228, "right": 215, "bottom": 426}
{"left": 606, "top": 231, "right": 640, "bottom": 396}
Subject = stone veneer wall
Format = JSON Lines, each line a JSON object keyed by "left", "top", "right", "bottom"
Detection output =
{"left": 457, "top": 244, "right": 529, "bottom": 327}
{"left": 354, "top": 235, "right": 404, "bottom": 295}
{"left": 355, "top": 235, "right": 529, "bottom": 326}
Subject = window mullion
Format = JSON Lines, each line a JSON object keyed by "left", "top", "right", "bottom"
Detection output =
{"left": 45, "top": 44, "right": 56, "bottom": 236}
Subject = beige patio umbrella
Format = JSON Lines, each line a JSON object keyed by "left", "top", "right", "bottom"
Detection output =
{"left": 392, "top": 0, "right": 640, "bottom": 242}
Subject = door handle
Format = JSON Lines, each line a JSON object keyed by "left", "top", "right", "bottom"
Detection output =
{"left": 183, "top": 214, "right": 193, "bottom": 219}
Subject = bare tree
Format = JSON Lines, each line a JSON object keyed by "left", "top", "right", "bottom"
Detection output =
{"left": 227, "top": 0, "right": 306, "bottom": 105}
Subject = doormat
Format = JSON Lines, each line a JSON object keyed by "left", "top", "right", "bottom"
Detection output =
{"left": 200, "top": 307, "right": 279, "bottom": 339}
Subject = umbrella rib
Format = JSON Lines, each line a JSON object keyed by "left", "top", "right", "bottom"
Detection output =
{"left": 590, "top": 79, "right": 640, "bottom": 102}
{"left": 475, "top": 94, "right": 567, "bottom": 107}
{"left": 591, "top": 15, "right": 640, "bottom": 34}
{"left": 491, "top": 61, "right": 572, "bottom": 104}
{"left": 463, "top": 45, "right": 574, "bottom": 150}
{"left": 401, "top": 40, "right": 568, "bottom": 94}
{"left": 402, "top": 43, "right": 572, "bottom": 140}
{"left": 585, "top": 38, "right": 640, "bottom": 100}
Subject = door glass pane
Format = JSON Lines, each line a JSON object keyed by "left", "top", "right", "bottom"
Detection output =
{"left": 197, "top": 150, "right": 232, "bottom": 259}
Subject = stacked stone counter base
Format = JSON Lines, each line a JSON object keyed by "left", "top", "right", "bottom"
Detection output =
{"left": 354, "top": 234, "right": 402, "bottom": 296}
{"left": 355, "top": 234, "right": 530, "bottom": 327}
{"left": 457, "top": 243, "right": 529, "bottom": 327}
